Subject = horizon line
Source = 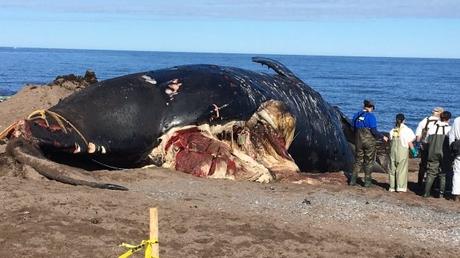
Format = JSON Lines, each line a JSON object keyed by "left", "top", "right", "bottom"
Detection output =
{"left": 1, "top": 45, "right": 459, "bottom": 61}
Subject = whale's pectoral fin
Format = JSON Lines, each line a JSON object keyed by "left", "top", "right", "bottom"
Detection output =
{"left": 374, "top": 133, "right": 391, "bottom": 173}
{"left": 332, "top": 106, "right": 355, "bottom": 144}
{"left": 252, "top": 57, "right": 302, "bottom": 82}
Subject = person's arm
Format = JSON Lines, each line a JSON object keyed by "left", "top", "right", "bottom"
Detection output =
{"left": 370, "top": 127, "right": 384, "bottom": 139}
{"left": 368, "top": 114, "right": 387, "bottom": 140}
{"left": 415, "top": 118, "right": 426, "bottom": 142}
{"left": 409, "top": 141, "right": 418, "bottom": 157}
{"left": 449, "top": 125, "right": 456, "bottom": 145}
{"left": 424, "top": 124, "right": 436, "bottom": 143}
{"left": 406, "top": 127, "right": 417, "bottom": 155}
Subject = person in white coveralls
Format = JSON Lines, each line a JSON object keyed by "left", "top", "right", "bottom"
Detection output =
{"left": 449, "top": 116, "right": 460, "bottom": 201}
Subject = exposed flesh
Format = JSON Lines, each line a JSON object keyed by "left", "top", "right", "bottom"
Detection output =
{"left": 150, "top": 100, "right": 300, "bottom": 182}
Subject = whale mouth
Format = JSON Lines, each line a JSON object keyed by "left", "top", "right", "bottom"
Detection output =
{"left": 1, "top": 111, "right": 89, "bottom": 155}
{"left": 150, "top": 100, "right": 300, "bottom": 182}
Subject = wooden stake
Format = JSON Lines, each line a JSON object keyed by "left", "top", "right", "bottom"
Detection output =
{"left": 150, "top": 207, "right": 159, "bottom": 258}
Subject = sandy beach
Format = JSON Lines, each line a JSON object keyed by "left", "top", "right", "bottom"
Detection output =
{"left": 0, "top": 81, "right": 459, "bottom": 257}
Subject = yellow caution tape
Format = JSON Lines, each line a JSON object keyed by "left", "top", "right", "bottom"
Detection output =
{"left": 119, "top": 239, "right": 159, "bottom": 258}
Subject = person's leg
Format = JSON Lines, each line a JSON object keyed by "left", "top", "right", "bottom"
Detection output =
{"left": 424, "top": 159, "right": 440, "bottom": 197}
{"left": 351, "top": 146, "right": 364, "bottom": 186}
{"left": 418, "top": 146, "right": 428, "bottom": 189}
{"left": 452, "top": 158, "right": 460, "bottom": 200}
{"left": 388, "top": 141, "right": 399, "bottom": 192}
{"left": 363, "top": 141, "right": 377, "bottom": 188}
{"left": 439, "top": 171, "right": 446, "bottom": 198}
{"left": 389, "top": 159, "right": 397, "bottom": 191}
{"left": 397, "top": 153, "right": 409, "bottom": 192}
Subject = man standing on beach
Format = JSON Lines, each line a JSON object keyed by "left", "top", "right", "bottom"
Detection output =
{"left": 350, "top": 99, "right": 388, "bottom": 187}
{"left": 415, "top": 107, "right": 443, "bottom": 191}
{"left": 423, "top": 111, "right": 451, "bottom": 198}
{"left": 449, "top": 116, "right": 460, "bottom": 201}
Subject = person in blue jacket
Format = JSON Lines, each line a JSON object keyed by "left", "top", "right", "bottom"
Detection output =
{"left": 350, "top": 99, "right": 388, "bottom": 187}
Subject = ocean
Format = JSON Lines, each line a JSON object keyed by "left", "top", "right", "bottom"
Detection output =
{"left": 1, "top": 47, "right": 459, "bottom": 131}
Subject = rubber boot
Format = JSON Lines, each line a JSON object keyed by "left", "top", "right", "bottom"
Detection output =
{"left": 423, "top": 175, "right": 435, "bottom": 198}
{"left": 364, "top": 173, "right": 372, "bottom": 188}
{"left": 349, "top": 173, "right": 357, "bottom": 186}
{"left": 417, "top": 170, "right": 425, "bottom": 192}
{"left": 439, "top": 175, "right": 446, "bottom": 199}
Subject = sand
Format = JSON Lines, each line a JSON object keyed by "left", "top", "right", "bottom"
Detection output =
{"left": 0, "top": 82, "right": 459, "bottom": 258}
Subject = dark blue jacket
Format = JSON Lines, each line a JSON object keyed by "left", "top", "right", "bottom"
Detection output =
{"left": 352, "top": 110, "right": 384, "bottom": 139}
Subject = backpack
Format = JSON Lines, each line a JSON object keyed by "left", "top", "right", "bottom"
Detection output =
{"left": 451, "top": 139, "right": 460, "bottom": 157}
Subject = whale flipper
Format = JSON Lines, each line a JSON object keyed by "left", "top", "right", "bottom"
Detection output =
{"left": 252, "top": 56, "right": 301, "bottom": 82}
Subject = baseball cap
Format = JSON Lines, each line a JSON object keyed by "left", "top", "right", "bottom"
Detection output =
{"left": 363, "top": 99, "right": 375, "bottom": 109}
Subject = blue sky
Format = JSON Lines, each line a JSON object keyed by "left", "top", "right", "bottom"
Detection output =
{"left": 1, "top": 0, "right": 459, "bottom": 58}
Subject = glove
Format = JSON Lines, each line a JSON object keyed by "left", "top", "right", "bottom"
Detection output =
{"left": 410, "top": 147, "right": 418, "bottom": 158}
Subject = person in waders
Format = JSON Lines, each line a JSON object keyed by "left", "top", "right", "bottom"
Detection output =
{"left": 388, "top": 113, "right": 417, "bottom": 192}
{"left": 424, "top": 111, "right": 452, "bottom": 198}
{"left": 415, "top": 107, "right": 443, "bottom": 191}
{"left": 448, "top": 117, "right": 460, "bottom": 202}
{"left": 350, "top": 99, "right": 388, "bottom": 187}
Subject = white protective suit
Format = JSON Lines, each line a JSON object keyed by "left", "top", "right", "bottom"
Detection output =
{"left": 449, "top": 117, "right": 460, "bottom": 195}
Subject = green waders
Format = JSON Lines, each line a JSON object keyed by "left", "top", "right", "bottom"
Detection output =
{"left": 389, "top": 133, "right": 409, "bottom": 192}
{"left": 351, "top": 128, "right": 377, "bottom": 187}
{"left": 418, "top": 118, "right": 437, "bottom": 189}
{"left": 424, "top": 126, "right": 449, "bottom": 198}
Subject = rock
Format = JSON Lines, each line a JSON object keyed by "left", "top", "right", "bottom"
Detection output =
{"left": 89, "top": 218, "right": 102, "bottom": 224}
{"left": 48, "top": 70, "right": 98, "bottom": 90}
{"left": 302, "top": 198, "right": 312, "bottom": 205}
{"left": 84, "top": 70, "right": 98, "bottom": 84}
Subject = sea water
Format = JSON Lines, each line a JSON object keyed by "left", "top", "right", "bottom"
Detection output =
{"left": 1, "top": 47, "right": 459, "bottom": 131}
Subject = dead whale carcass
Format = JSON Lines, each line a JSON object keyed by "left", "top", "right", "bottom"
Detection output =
{"left": 1, "top": 57, "right": 354, "bottom": 189}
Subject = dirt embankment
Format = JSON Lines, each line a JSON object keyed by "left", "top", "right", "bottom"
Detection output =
{"left": 0, "top": 76, "right": 459, "bottom": 257}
